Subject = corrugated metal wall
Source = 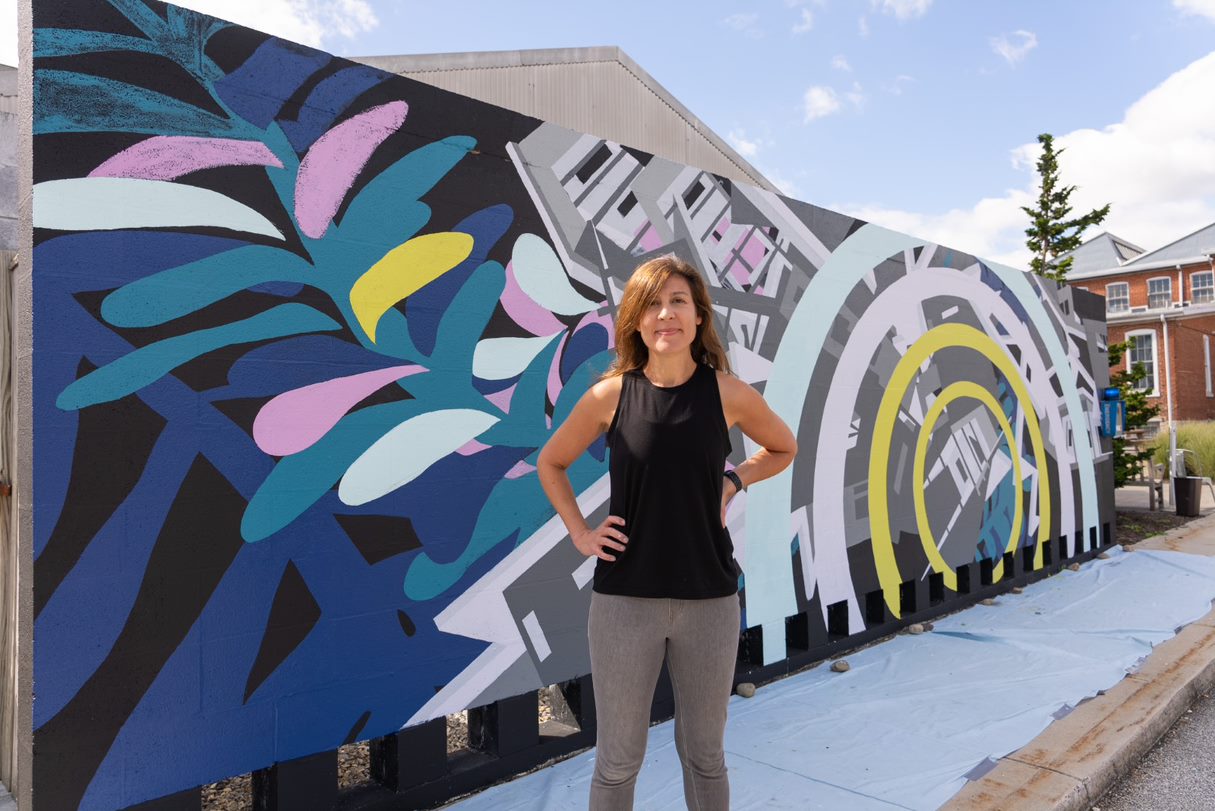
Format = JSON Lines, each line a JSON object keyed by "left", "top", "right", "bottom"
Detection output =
{"left": 357, "top": 52, "right": 776, "bottom": 193}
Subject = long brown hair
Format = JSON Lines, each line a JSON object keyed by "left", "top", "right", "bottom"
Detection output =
{"left": 603, "top": 255, "right": 732, "bottom": 378}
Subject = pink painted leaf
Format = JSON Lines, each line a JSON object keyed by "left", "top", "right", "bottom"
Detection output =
{"left": 89, "top": 136, "right": 283, "bottom": 180}
{"left": 253, "top": 364, "right": 424, "bottom": 456}
{"left": 295, "top": 101, "right": 408, "bottom": 239}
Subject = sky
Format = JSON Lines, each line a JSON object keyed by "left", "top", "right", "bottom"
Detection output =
{"left": 4, "top": 0, "right": 1215, "bottom": 268}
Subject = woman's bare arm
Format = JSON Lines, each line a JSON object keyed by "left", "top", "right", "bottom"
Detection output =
{"left": 718, "top": 373, "right": 798, "bottom": 498}
{"left": 536, "top": 376, "right": 629, "bottom": 560}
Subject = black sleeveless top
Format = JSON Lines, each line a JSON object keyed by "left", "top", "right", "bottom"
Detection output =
{"left": 594, "top": 363, "right": 741, "bottom": 598}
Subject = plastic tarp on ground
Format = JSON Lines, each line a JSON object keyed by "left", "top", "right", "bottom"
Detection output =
{"left": 443, "top": 548, "right": 1215, "bottom": 810}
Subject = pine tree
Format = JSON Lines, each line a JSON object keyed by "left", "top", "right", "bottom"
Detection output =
{"left": 1021, "top": 133, "right": 1111, "bottom": 281}
{"left": 1107, "top": 341, "right": 1160, "bottom": 488}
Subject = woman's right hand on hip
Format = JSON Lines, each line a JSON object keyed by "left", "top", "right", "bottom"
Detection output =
{"left": 573, "top": 516, "right": 628, "bottom": 561}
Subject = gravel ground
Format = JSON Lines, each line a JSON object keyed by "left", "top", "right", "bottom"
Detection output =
{"left": 198, "top": 686, "right": 572, "bottom": 810}
{"left": 1095, "top": 690, "right": 1215, "bottom": 811}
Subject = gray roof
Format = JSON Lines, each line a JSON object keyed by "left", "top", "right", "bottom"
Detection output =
{"left": 1054, "top": 231, "right": 1144, "bottom": 275}
{"left": 352, "top": 47, "right": 780, "bottom": 194}
{"left": 1121, "top": 221, "right": 1215, "bottom": 268}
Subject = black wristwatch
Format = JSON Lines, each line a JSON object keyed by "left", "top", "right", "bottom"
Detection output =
{"left": 724, "top": 470, "right": 745, "bottom": 494}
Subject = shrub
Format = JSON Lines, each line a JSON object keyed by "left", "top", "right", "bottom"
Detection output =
{"left": 1151, "top": 421, "right": 1215, "bottom": 478}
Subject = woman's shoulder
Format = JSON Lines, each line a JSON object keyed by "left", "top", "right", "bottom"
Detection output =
{"left": 589, "top": 373, "right": 625, "bottom": 398}
{"left": 713, "top": 368, "right": 749, "bottom": 398}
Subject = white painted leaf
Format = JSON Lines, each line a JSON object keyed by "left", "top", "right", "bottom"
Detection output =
{"left": 511, "top": 233, "right": 599, "bottom": 315}
{"left": 473, "top": 334, "right": 560, "bottom": 380}
{"left": 339, "top": 409, "right": 500, "bottom": 506}
{"left": 33, "top": 177, "right": 284, "bottom": 239}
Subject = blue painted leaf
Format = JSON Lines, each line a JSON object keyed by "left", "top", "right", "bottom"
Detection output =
{"left": 241, "top": 400, "right": 425, "bottom": 542}
{"left": 280, "top": 65, "right": 390, "bottom": 152}
{"left": 101, "top": 245, "right": 307, "bottom": 327}
{"left": 35, "top": 70, "right": 234, "bottom": 137}
{"left": 214, "top": 38, "right": 331, "bottom": 129}
{"left": 56, "top": 304, "right": 340, "bottom": 410}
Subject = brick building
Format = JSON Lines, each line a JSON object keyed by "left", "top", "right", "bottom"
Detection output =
{"left": 1067, "top": 224, "right": 1215, "bottom": 433}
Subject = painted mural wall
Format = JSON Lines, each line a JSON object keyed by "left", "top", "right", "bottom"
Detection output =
{"left": 27, "top": 0, "right": 1114, "bottom": 807}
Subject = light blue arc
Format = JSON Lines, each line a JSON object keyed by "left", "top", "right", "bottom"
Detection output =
{"left": 338, "top": 408, "right": 500, "bottom": 506}
{"left": 749, "top": 222, "right": 1099, "bottom": 665}
{"left": 33, "top": 177, "right": 284, "bottom": 239}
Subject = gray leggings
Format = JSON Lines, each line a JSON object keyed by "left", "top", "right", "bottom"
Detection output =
{"left": 587, "top": 591, "right": 741, "bottom": 811}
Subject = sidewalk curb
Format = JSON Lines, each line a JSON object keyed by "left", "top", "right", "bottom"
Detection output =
{"left": 943, "top": 512, "right": 1215, "bottom": 811}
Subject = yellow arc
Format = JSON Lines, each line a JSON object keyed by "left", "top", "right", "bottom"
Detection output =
{"left": 350, "top": 232, "right": 475, "bottom": 342}
{"left": 868, "top": 323, "right": 1051, "bottom": 619}
{"left": 913, "top": 381, "right": 1022, "bottom": 592}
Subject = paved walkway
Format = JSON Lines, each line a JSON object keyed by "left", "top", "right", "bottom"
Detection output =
{"left": 1097, "top": 686, "right": 1215, "bottom": 810}
{"left": 444, "top": 515, "right": 1215, "bottom": 810}
{"left": 946, "top": 511, "right": 1215, "bottom": 810}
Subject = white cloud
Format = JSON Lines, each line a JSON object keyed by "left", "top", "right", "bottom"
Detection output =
{"left": 723, "top": 12, "right": 763, "bottom": 38}
{"left": 873, "top": 0, "right": 933, "bottom": 21}
{"left": 990, "top": 30, "right": 1038, "bottom": 67}
{"left": 1174, "top": 0, "right": 1215, "bottom": 22}
{"left": 803, "top": 85, "right": 841, "bottom": 122}
{"left": 858, "top": 16, "right": 871, "bottom": 37}
{"left": 832, "top": 54, "right": 853, "bottom": 72}
{"left": 845, "top": 81, "right": 866, "bottom": 110}
{"left": 832, "top": 51, "right": 1215, "bottom": 270}
{"left": 169, "top": 0, "right": 377, "bottom": 49}
{"left": 882, "top": 74, "right": 915, "bottom": 95}
{"left": 0, "top": 0, "right": 379, "bottom": 65}
{"left": 1, "top": 0, "right": 16, "bottom": 66}
{"left": 727, "top": 129, "right": 760, "bottom": 159}
{"left": 792, "top": 9, "right": 814, "bottom": 34}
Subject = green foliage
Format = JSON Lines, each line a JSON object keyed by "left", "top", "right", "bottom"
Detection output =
{"left": 1108, "top": 340, "right": 1160, "bottom": 487}
{"left": 1021, "top": 133, "right": 1111, "bottom": 281}
{"left": 1151, "top": 422, "right": 1215, "bottom": 480}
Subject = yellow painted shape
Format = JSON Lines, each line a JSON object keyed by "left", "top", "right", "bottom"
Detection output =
{"left": 868, "top": 323, "right": 1051, "bottom": 619}
{"left": 913, "top": 381, "right": 1023, "bottom": 592}
{"left": 350, "top": 232, "right": 474, "bottom": 342}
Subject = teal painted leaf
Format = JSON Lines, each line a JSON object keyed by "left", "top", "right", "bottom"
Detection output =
{"left": 477, "top": 337, "right": 562, "bottom": 449}
{"left": 34, "top": 29, "right": 161, "bottom": 58}
{"left": 241, "top": 400, "right": 425, "bottom": 542}
{"left": 101, "top": 245, "right": 307, "bottom": 327}
{"left": 57, "top": 304, "right": 340, "bottom": 410}
{"left": 430, "top": 261, "right": 505, "bottom": 371}
{"left": 35, "top": 70, "right": 234, "bottom": 137}
{"left": 337, "top": 137, "right": 476, "bottom": 244}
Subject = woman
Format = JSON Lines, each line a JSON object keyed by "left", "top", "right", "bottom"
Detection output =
{"left": 537, "top": 255, "right": 797, "bottom": 810}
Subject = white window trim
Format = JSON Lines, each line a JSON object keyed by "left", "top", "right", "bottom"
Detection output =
{"left": 1206, "top": 334, "right": 1213, "bottom": 397}
{"left": 1105, "top": 281, "right": 1130, "bottom": 313}
{"left": 1146, "top": 276, "right": 1173, "bottom": 309}
{"left": 1126, "top": 328, "right": 1160, "bottom": 397}
{"left": 1192, "top": 271, "right": 1214, "bottom": 304}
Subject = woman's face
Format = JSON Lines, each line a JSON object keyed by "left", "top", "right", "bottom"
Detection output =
{"left": 637, "top": 274, "right": 701, "bottom": 358}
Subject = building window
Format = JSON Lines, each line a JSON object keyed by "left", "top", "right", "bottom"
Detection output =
{"left": 1193, "top": 271, "right": 1214, "bottom": 304}
{"left": 1105, "top": 282, "right": 1129, "bottom": 314}
{"left": 1148, "top": 277, "right": 1172, "bottom": 309}
{"left": 1127, "top": 330, "right": 1157, "bottom": 394}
